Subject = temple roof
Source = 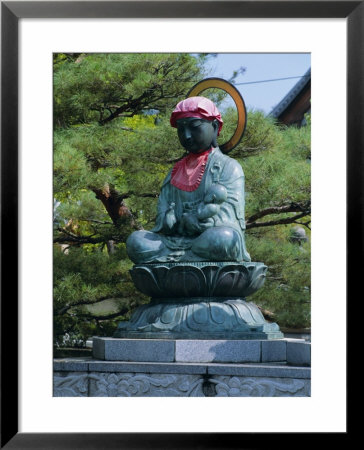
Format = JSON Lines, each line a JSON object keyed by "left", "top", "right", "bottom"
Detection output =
{"left": 270, "top": 68, "right": 311, "bottom": 120}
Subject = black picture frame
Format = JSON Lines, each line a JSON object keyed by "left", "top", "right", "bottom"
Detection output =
{"left": 1, "top": 1, "right": 357, "bottom": 448}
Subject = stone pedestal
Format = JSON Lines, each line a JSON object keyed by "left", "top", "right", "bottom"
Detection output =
{"left": 114, "top": 261, "right": 283, "bottom": 340}
{"left": 54, "top": 261, "right": 303, "bottom": 398}
{"left": 114, "top": 298, "right": 283, "bottom": 339}
{"left": 93, "top": 337, "right": 310, "bottom": 364}
{"left": 53, "top": 339, "right": 310, "bottom": 397}
{"left": 54, "top": 343, "right": 311, "bottom": 397}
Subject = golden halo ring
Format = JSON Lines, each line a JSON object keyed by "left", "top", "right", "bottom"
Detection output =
{"left": 187, "top": 77, "right": 247, "bottom": 153}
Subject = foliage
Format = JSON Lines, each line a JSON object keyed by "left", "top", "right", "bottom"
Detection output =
{"left": 53, "top": 53, "right": 311, "bottom": 347}
{"left": 53, "top": 245, "right": 147, "bottom": 347}
{"left": 239, "top": 112, "right": 311, "bottom": 328}
{"left": 247, "top": 227, "right": 311, "bottom": 328}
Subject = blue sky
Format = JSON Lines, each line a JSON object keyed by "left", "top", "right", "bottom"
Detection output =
{"left": 202, "top": 53, "right": 311, "bottom": 114}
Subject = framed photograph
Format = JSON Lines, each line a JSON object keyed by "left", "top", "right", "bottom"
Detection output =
{"left": 2, "top": 1, "right": 358, "bottom": 447}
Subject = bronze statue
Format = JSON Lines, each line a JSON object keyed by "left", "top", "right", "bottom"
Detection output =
{"left": 126, "top": 96, "right": 251, "bottom": 263}
{"left": 114, "top": 87, "right": 283, "bottom": 340}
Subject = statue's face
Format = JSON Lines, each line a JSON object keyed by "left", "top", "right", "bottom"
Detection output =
{"left": 176, "top": 117, "right": 218, "bottom": 153}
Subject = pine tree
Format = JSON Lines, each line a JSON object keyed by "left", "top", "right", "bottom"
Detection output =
{"left": 53, "top": 53, "right": 311, "bottom": 348}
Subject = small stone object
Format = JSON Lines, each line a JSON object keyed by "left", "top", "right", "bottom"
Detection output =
{"left": 289, "top": 226, "right": 308, "bottom": 244}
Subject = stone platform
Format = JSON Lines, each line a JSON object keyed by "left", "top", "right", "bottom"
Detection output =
{"left": 53, "top": 338, "right": 310, "bottom": 397}
{"left": 53, "top": 358, "right": 311, "bottom": 397}
{"left": 93, "top": 337, "right": 310, "bottom": 365}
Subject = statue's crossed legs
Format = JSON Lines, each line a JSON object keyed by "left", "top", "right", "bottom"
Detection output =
{"left": 126, "top": 227, "right": 247, "bottom": 264}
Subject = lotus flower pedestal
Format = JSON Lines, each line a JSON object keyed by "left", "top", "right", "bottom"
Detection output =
{"left": 114, "top": 262, "right": 283, "bottom": 340}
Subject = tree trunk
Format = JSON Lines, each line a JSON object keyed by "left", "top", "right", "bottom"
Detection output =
{"left": 106, "top": 240, "right": 116, "bottom": 254}
{"left": 93, "top": 185, "right": 137, "bottom": 228}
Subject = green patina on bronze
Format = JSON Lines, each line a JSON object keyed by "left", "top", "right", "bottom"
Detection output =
{"left": 115, "top": 90, "right": 283, "bottom": 339}
{"left": 126, "top": 121, "right": 250, "bottom": 264}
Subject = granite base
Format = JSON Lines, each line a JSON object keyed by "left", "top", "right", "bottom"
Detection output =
{"left": 54, "top": 358, "right": 311, "bottom": 397}
{"left": 53, "top": 338, "right": 310, "bottom": 397}
{"left": 92, "top": 337, "right": 310, "bottom": 365}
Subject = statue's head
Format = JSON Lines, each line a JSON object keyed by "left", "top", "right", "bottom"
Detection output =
{"left": 170, "top": 97, "right": 223, "bottom": 154}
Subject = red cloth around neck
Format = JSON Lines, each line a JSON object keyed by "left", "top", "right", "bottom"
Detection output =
{"left": 170, "top": 148, "right": 212, "bottom": 192}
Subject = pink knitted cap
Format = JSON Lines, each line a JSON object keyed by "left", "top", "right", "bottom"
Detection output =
{"left": 170, "top": 96, "right": 223, "bottom": 135}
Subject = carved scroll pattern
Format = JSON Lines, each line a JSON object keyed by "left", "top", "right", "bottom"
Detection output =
{"left": 53, "top": 372, "right": 310, "bottom": 397}
{"left": 53, "top": 372, "right": 89, "bottom": 397}
{"left": 89, "top": 373, "right": 204, "bottom": 397}
{"left": 210, "top": 376, "right": 310, "bottom": 397}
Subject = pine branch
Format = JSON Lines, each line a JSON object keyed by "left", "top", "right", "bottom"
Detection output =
{"left": 119, "top": 191, "right": 159, "bottom": 200}
{"left": 99, "top": 90, "right": 152, "bottom": 124}
{"left": 54, "top": 228, "right": 107, "bottom": 244}
{"left": 246, "top": 201, "right": 310, "bottom": 224}
{"left": 74, "top": 309, "right": 129, "bottom": 321}
{"left": 54, "top": 235, "right": 108, "bottom": 245}
{"left": 82, "top": 219, "right": 114, "bottom": 225}
{"left": 54, "top": 227, "right": 128, "bottom": 245}
{"left": 231, "top": 146, "right": 268, "bottom": 158}
{"left": 246, "top": 211, "right": 310, "bottom": 229}
{"left": 141, "top": 155, "right": 187, "bottom": 164}
{"left": 293, "top": 220, "right": 311, "bottom": 230}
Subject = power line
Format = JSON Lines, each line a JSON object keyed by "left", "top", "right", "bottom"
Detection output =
{"left": 235, "top": 75, "right": 310, "bottom": 86}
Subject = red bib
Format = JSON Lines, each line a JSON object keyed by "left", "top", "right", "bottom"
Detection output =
{"left": 170, "top": 148, "right": 212, "bottom": 192}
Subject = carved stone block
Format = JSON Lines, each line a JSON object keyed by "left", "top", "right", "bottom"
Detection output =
{"left": 53, "top": 372, "right": 89, "bottom": 397}
{"left": 53, "top": 358, "right": 311, "bottom": 397}
{"left": 88, "top": 372, "right": 204, "bottom": 397}
{"left": 53, "top": 370, "right": 310, "bottom": 397}
{"left": 287, "top": 341, "right": 311, "bottom": 366}
{"left": 210, "top": 376, "right": 311, "bottom": 397}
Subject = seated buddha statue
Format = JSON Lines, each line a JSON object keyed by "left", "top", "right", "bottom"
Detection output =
{"left": 126, "top": 96, "right": 251, "bottom": 264}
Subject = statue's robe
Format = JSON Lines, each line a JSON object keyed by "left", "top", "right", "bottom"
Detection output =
{"left": 127, "top": 147, "right": 251, "bottom": 263}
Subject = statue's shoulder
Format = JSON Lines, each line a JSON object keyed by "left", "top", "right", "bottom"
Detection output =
{"left": 213, "top": 148, "right": 243, "bottom": 179}
{"left": 161, "top": 168, "right": 172, "bottom": 188}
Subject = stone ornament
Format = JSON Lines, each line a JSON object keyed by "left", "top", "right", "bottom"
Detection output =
{"left": 54, "top": 372, "right": 310, "bottom": 397}
{"left": 90, "top": 373, "right": 204, "bottom": 397}
{"left": 211, "top": 376, "right": 309, "bottom": 397}
{"left": 53, "top": 373, "right": 89, "bottom": 397}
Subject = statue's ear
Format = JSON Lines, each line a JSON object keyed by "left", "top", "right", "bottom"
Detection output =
{"left": 212, "top": 120, "right": 219, "bottom": 147}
